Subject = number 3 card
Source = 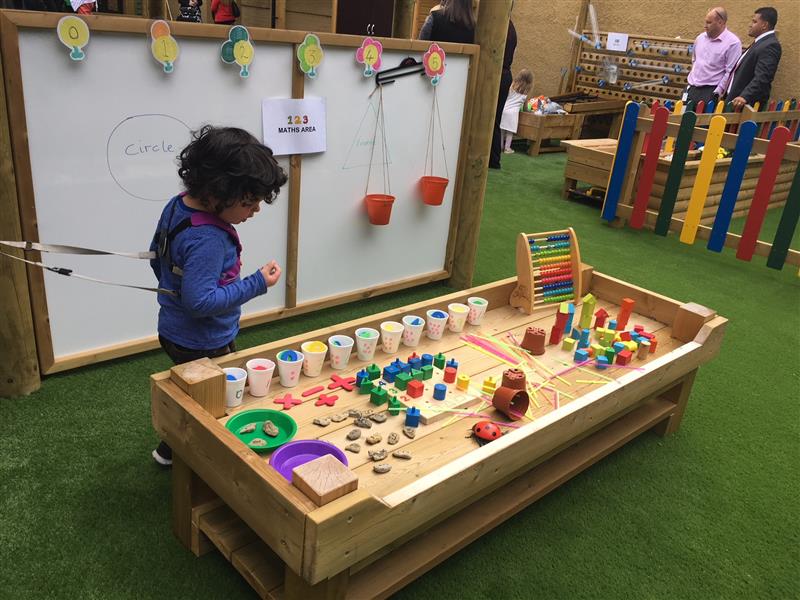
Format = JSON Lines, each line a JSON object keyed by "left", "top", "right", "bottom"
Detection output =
{"left": 262, "top": 97, "right": 327, "bottom": 156}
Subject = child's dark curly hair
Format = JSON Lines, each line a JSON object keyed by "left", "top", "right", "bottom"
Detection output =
{"left": 178, "top": 126, "right": 287, "bottom": 213}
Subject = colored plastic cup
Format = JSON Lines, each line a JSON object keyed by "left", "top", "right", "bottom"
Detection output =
{"left": 380, "top": 321, "right": 404, "bottom": 354}
{"left": 401, "top": 315, "right": 425, "bottom": 347}
{"left": 222, "top": 367, "right": 247, "bottom": 408}
{"left": 276, "top": 350, "right": 304, "bottom": 388}
{"left": 300, "top": 341, "right": 327, "bottom": 377}
{"left": 467, "top": 296, "right": 488, "bottom": 325}
{"left": 328, "top": 334, "right": 355, "bottom": 370}
{"left": 426, "top": 309, "right": 449, "bottom": 340}
{"left": 447, "top": 302, "right": 469, "bottom": 332}
{"left": 245, "top": 358, "right": 275, "bottom": 397}
{"left": 355, "top": 327, "right": 380, "bottom": 361}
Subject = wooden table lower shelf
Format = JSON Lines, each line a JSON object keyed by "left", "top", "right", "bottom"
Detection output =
{"left": 151, "top": 266, "right": 726, "bottom": 599}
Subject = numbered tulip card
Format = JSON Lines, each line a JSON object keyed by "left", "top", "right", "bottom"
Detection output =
{"left": 423, "top": 43, "right": 445, "bottom": 85}
{"left": 57, "top": 16, "right": 90, "bottom": 61}
{"left": 355, "top": 37, "right": 382, "bottom": 77}
{"left": 221, "top": 26, "right": 254, "bottom": 78}
{"left": 150, "top": 20, "right": 179, "bottom": 73}
{"left": 297, "top": 33, "right": 324, "bottom": 79}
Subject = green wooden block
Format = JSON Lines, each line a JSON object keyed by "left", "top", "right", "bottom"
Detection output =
{"left": 604, "top": 348, "right": 616, "bottom": 362}
{"left": 433, "top": 353, "right": 446, "bottom": 369}
{"left": 421, "top": 364, "right": 434, "bottom": 380}
{"left": 359, "top": 379, "right": 373, "bottom": 394}
{"left": 370, "top": 387, "right": 388, "bottom": 406}
{"left": 388, "top": 395, "right": 403, "bottom": 415}
{"left": 411, "top": 368, "right": 424, "bottom": 381}
{"left": 395, "top": 372, "right": 412, "bottom": 391}
{"left": 366, "top": 363, "right": 381, "bottom": 380}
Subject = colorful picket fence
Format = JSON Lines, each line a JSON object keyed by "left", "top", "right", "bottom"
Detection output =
{"left": 601, "top": 99, "right": 800, "bottom": 270}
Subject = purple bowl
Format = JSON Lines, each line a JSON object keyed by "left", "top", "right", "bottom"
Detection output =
{"left": 268, "top": 440, "right": 348, "bottom": 481}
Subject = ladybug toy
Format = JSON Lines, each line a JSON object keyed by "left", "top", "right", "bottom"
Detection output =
{"left": 469, "top": 421, "right": 503, "bottom": 446}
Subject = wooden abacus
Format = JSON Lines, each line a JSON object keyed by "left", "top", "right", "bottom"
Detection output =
{"left": 509, "top": 228, "right": 583, "bottom": 314}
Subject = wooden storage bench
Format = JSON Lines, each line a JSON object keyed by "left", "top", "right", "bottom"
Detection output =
{"left": 151, "top": 267, "right": 726, "bottom": 599}
{"left": 516, "top": 112, "right": 585, "bottom": 157}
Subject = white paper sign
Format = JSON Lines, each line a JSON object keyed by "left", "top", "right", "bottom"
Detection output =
{"left": 607, "top": 32, "right": 629, "bottom": 52}
{"left": 262, "top": 97, "right": 326, "bottom": 156}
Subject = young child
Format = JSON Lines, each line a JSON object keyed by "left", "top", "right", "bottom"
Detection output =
{"left": 150, "top": 126, "right": 286, "bottom": 466}
{"left": 499, "top": 69, "right": 534, "bottom": 154}
{"left": 177, "top": 0, "right": 203, "bottom": 23}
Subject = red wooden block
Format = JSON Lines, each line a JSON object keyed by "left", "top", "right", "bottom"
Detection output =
{"left": 620, "top": 331, "right": 632, "bottom": 341}
{"left": 549, "top": 325, "right": 563, "bottom": 345}
{"left": 616, "top": 350, "right": 633, "bottom": 366}
{"left": 315, "top": 394, "right": 339, "bottom": 407}
{"left": 640, "top": 332, "right": 655, "bottom": 340}
{"left": 407, "top": 380, "right": 424, "bottom": 398}
{"left": 649, "top": 339, "right": 658, "bottom": 353}
{"left": 594, "top": 308, "right": 609, "bottom": 329}
{"left": 274, "top": 393, "right": 302, "bottom": 410}
{"left": 587, "top": 347, "right": 595, "bottom": 358}
{"left": 328, "top": 374, "right": 356, "bottom": 392}
{"left": 634, "top": 325, "right": 645, "bottom": 333}
{"left": 443, "top": 367, "right": 457, "bottom": 383}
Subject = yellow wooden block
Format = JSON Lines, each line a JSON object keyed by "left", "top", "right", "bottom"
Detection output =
{"left": 456, "top": 374, "right": 470, "bottom": 391}
{"left": 481, "top": 376, "right": 498, "bottom": 394}
{"left": 562, "top": 337, "right": 577, "bottom": 351}
{"left": 291, "top": 454, "right": 358, "bottom": 507}
{"left": 591, "top": 343, "right": 605, "bottom": 354}
{"left": 624, "top": 341, "right": 638, "bottom": 352}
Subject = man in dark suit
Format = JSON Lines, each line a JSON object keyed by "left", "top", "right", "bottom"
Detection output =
{"left": 725, "top": 7, "right": 782, "bottom": 109}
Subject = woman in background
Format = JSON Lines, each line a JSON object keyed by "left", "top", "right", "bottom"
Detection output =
{"left": 418, "top": 0, "right": 475, "bottom": 44}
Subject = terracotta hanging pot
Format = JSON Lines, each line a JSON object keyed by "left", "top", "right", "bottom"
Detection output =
{"left": 419, "top": 175, "right": 449, "bottom": 206}
{"left": 364, "top": 194, "right": 395, "bottom": 225}
{"left": 501, "top": 368, "right": 527, "bottom": 390}
{"left": 492, "top": 386, "right": 529, "bottom": 421}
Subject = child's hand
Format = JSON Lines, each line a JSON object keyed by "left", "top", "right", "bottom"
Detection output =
{"left": 260, "top": 260, "right": 282, "bottom": 287}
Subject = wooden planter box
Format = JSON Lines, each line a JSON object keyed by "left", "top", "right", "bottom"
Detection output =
{"left": 561, "top": 139, "right": 795, "bottom": 224}
{"left": 151, "top": 268, "right": 726, "bottom": 599}
{"left": 516, "top": 112, "right": 585, "bottom": 157}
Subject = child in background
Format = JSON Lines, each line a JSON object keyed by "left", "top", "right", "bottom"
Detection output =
{"left": 211, "top": 0, "right": 238, "bottom": 25}
{"left": 177, "top": 0, "right": 203, "bottom": 23}
{"left": 499, "top": 69, "right": 534, "bottom": 154}
{"left": 150, "top": 126, "right": 286, "bottom": 467}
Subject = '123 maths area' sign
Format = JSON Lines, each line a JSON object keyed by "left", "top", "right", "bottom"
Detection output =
{"left": 262, "top": 97, "right": 327, "bottom": 156}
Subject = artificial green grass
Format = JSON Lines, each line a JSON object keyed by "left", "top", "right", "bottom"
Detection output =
{"left": 2, "top": 152, "right": 799, "bottom": 599}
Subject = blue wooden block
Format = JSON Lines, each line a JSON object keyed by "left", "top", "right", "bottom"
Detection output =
{"left": 596, "top": 356, "right": 610, "bottom": 370}
{"left": 446, "top": 358, "right": 458, "bottom": 369}
{"left": 609, "top": 319, "right": 617, "bottom": 330}
{"left": 421, "top": 353, "right": 434, "bottom": 366}
{"left": 564, "top": 303, "right": 576, "bottom": 333}
{"left": 433, "top": 383, "right": 447, "bottom": 400}
{"left": 574, "top": 349, "right": 590, "bottom": 363}
{"left": 382, "top": 365, "right": 399, "bottom": 383}
{"left": 405, "top": 407, "right": 421, "bottom": 427}
{"left": 613, "top": 342, "right": 626, "bottom": 353}
{"left": 355, "top": 369, "right": 370, "bottom": 386}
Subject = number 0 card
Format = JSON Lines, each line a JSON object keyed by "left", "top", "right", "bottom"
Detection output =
{"left": 262, "top": 97, "right": 327, "bottom": 156}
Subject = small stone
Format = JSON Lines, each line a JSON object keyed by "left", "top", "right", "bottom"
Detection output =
{"left": 373, "top": 463, "right": 392, "bottom": 474}
{"left": 346, "top": 429, "right": 362, "bottom": 441}
{"left": 238, "top": 423, "right": 256, "bottom": 434}
{"left": 369, "top": 412, "right": 388, "bottom": 423}
{"left": 262, "top": 421, "right": 280, "bottom": 437}
{"left": 355, "top": 417, "right": 373, "bottom": 429}
{"left": 348, "top": 409, "right": 362, "bottom": 418}
{"left": 402, "top": 427, "right": 416, "bottom": 439}
{"left": 330, "top": 412, "right": 348, "bottom": 423}
{"left": 345, "top": 443, "right": 361, "bottom": 453}
{"left": 368, "top": 449, "right": 388, "bottom": 461}
{"left": 313, "top": 417, "right": 330, "bottom": 427}
{"left": 392, "top": 450, "right": 412, "bottom": 460}
{"left": 249, "top": 438, "right": 267, "bottom": 447}
{"left": 387, "top": 433, "right": 399, "bottom": 445}
{"left": 366, "top": 434, "right": 382, "bottom": 445}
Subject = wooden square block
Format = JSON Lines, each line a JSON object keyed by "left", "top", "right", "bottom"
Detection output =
{"left": 291, "top": 455, "right": 358, "bottom": 506}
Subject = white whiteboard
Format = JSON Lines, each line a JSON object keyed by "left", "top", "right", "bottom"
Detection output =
{"left": 299, "top": 49, "right": 467, "bottom": 303}
{"left": 13, "top": 26, "right": 470, "bottom": 365}
{"left": 19, "top": 29, "right": 292, "bottom": 359}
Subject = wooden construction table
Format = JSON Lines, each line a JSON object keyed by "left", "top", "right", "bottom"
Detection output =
{"left": 151, "top": 266, "right": 726, "bottom": 599}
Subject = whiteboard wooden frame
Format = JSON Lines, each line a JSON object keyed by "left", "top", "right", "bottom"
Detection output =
{"left": 0, "top": 10, "right": 479, "bottom": 374}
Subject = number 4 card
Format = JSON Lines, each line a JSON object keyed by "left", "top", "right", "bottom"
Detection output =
{"left": 262, "top": 97, "right": 327, "bottom": 156}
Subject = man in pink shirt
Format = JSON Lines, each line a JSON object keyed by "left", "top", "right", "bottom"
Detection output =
{"left": 684, "top": 7, "right": 742, "bottom": 107}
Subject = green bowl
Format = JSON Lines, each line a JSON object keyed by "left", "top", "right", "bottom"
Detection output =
{"left": 225, "top": 409, "right": 298, "bottom": 453}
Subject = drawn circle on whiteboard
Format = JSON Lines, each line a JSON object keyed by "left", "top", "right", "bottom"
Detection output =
{"left": 106, "top": 114, "right": 191, "bottom": 201}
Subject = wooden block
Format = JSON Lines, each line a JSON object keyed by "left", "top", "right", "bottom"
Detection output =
{"left": 671, "top": 303, "right": 717, "bottom": 343}
{"left": 292, "top": 455, "right": 358, "bottom": 506}
{"left": 170, "top": 357, "right": 226, "bottom": 418}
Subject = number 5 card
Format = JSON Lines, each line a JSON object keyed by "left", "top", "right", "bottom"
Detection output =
{"left": 262, "top": 97, "right": 327, "bottom": 156}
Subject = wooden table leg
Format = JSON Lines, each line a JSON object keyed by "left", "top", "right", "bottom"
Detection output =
{"left": 652, "top": 369, "right": 698, "bottom": 437}
{"left": 172, "top": 454, "right": 217, "bottom": 556}
{"left": 563, "top": 177, "right": 577, "bottom": 199}
{"left": 284, "top": 565, "right": 349, "bottom": 600}
{"left": 528, "top": 138, "right": 542, "bottom": 157}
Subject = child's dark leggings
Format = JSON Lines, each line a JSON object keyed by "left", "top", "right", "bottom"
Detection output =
{"left": 156, "top": 335, "right": 236, "bottom": 460}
